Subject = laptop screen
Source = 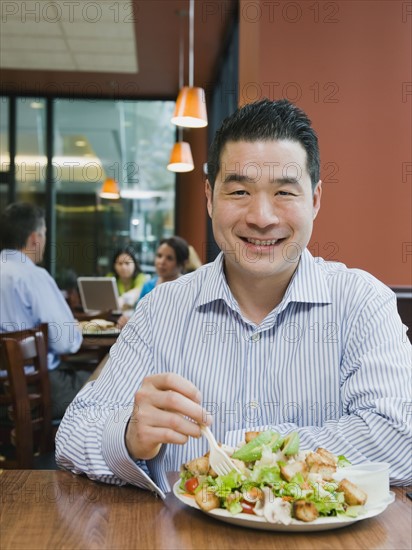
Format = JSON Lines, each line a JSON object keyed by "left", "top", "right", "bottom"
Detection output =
{"left": 77, "top": 277, "right": 121, "bottom": 314}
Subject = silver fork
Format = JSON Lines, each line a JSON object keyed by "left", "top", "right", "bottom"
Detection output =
{"left": 201, "top": 425, "right": 242, "bottom": 476}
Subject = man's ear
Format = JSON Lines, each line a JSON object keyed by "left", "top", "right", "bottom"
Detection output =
{"left": 313, "top": 180, "right": 322, "bottom": 220}
{"left": 22, "top": 231, "right": 40, "bottom": 261}
{"left": 25, "top": 231, "right": 37, "bottom": 250}
{"left": 205, "top": 179, "right": 213, "bottom": 218}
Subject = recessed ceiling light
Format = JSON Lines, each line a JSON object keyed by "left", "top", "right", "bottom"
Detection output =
{"left": 30, "top": 102, "right": 43, "bottom": 109}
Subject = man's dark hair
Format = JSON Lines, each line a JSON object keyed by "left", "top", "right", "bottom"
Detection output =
{"left": 159, "top": 236, "right": 189, "bottom": 269}
{"left": 0, "top": 202, "right": 45, "bottom": 250}
{"left": 207, "top": 98, "right": 320, "bottom": 191}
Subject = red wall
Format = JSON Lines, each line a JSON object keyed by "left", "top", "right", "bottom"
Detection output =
{"left": 239, "top": 0, "right": 412, "bottom": 285}
{"left": 175, "top": 128, "right": 208, "bottom": 263}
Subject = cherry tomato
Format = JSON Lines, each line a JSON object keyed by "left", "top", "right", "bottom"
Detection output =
{"left": 184, "top": 477, "right": 199, "bottom": 494}
{"left": 240, "top": 500, "right": 256, "bottom": 515}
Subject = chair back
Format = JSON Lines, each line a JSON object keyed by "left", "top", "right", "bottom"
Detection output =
{"left": 0, "top": 324, "right": 54, "bottom": 468}
{"left": 391, "top": 287, "right": 412, "bottom": 343}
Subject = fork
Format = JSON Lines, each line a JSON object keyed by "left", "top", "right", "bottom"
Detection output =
{"left": 201, "top": 425, "right": 242, "bottom": 476}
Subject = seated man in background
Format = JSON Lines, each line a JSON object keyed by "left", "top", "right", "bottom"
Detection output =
{"left": 56, "top": 99, "right": 411, "bottom": 495}
{"left": 0, "top": 202, "right": 90, "bottom": 419}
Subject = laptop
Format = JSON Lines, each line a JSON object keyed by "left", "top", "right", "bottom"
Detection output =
{"left": 77, "top": 277, "right": 121, "bottom": 315}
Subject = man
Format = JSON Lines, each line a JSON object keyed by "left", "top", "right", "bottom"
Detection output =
{"left": 56, "top": 100, "right": 411, "bottom": 497}
{"left": 0, "top": 202, "right": 89, "bottom": 418}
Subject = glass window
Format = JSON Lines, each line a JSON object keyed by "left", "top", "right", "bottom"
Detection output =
{"left": 53, "top": 99, "right": 176, "bottom": 288}
{"left": 16, "top": 98, "right": 47, "bottom": 204}
{"left": 0, "top": 97, "right": 9, "bottom": 211}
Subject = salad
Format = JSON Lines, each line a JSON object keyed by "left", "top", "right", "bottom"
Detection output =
{"left": 179, "top": 430, "right": 368, "bottom": 524}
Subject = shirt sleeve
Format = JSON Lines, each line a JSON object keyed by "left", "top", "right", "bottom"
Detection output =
{"left": 225, "top": 288, "right": 412, "bottom": 485}
{"left": 55, "top": 298, "right": 168, "bottom": 497}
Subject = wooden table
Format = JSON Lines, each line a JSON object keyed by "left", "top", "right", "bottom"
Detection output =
{"left": 72, "top": 310, "right": 121, "bottom": 362}
{"left": 81, "top": 332, "right": 118, "bottom": 350}
{"left": 1, "top": 470, "right": 411, "bottom": 549}
{"left": 61, "top": 332, "right": 119, "bottom": 367}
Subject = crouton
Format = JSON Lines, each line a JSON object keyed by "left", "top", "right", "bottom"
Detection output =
{"left": 305, "top": 451, "right": 337, "bottom": 481}
{"left": 245, "top": 431, "right": 261, "bottom": 443}
{"left": 315, "top": 447, "right": 337, "bottom": 465}
{"left": 338, "top": 479, "right": 367, "bottom": 506}
{"left": 195, "top": 487, "right": 220, "bottom": 512}
{"left": 185, "top": 456, "right": 210, "bottom": 476}
{"left": 293, "top": 500, "right": 319, "bottom": 522}
{"left": 280, "top": 460, "right": 308, "bottom": 482}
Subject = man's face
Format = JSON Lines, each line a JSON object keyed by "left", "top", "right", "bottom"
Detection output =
{"left": 205, "top": 139, "right": 322, "bottom": 285}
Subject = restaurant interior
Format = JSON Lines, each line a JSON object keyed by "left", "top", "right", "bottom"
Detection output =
{"left": 0, "top": 2, "right": 411, "bottom": 548}
{"left": 1, "top": 0, "right": 410, "bottom": 288}
{"left": 0, "top": 0, "right": 239, "bottom": 284}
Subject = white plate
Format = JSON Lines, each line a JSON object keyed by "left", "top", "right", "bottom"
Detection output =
{"left": 82, "top": 328, "right": 120, "bottom": 337}
{"left": 172, "top": 482, "right": 395, "bottom": 532}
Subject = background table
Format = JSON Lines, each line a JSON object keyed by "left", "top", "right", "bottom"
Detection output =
{"left": 1, "top": 470, "right": 411, "bottom": 550}
{"left": 61, "top": 331, "right": 119, "bottom": 368}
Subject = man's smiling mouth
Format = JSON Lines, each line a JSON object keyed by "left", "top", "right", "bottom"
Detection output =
{"left": 245, "top": 237, "right": 285, "bottom": 246}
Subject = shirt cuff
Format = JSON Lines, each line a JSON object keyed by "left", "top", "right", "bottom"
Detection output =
{"left": 146, "top": 444, "right": 171, "bottom": 494}
{"left": 101, "top": 404, "right": 166, "bottom": 499}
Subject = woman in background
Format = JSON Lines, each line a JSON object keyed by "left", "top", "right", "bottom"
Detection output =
{"left": 139, "top": 236, "right": 189, "bottom": 300}
{"left": 117, "top": 237, "right": 189, "bottom": 328}
{"left": 107, "top": 246, "right": 146, "bottom": 310}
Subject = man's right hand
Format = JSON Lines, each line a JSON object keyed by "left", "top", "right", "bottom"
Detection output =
{"left": 125, "top": 373, "right": 210, "bottom": 461}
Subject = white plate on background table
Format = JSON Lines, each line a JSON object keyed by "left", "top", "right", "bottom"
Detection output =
{"left": 81, "top": 327, "right": 121, "bottom": 337}
{"left": 173, "top": 482, "right": 395, "bottom": 532}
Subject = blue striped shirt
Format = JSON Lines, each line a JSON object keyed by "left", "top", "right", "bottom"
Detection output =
{"left": 56, "top": 250, "right": 412, "bottom": 497}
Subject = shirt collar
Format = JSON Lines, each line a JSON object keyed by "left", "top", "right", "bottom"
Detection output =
{"left": 197, "top": 252, "right": 232, "bottom": 308}
{"left": 0, "top": 249, "right": 34, "bottom": 266}
{"left": 282, "top": 248, "right": 332, "bottom": 306}
{"left": 197, "top": 248, "right": 332, "bottom": 312}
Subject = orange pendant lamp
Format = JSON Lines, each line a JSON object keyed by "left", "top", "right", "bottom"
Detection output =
{"left": 171, "top": 86, "right": 207, "bottom": 128}
{"left": 99, "top": 177, "right": 120, "bottom": 199}
{"left": 171, "top": 0, "right": 208, "bottom": 129}
{"left": 167, "top": 139, "right": 194, "bottom": 172}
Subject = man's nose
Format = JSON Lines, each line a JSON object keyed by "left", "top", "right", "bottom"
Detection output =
{"left": 245, "top": 195, "right": 279, "bottom": 227}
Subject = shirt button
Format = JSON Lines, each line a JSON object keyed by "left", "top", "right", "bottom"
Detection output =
{"left": 251, "top": 332, "right": 261, "bottom": 342}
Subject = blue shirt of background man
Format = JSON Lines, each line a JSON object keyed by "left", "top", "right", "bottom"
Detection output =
{"left": 0, "top": 249, "right": 82, "bottom": 370}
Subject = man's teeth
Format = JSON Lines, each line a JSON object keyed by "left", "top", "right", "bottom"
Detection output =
{"left": 247, "top": 238, "right": 279, "bottom": 246}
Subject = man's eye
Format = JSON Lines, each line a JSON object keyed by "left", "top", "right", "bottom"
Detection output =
{"left": 230, "top": 190, "right": 248, "bottom": 196}
{"left": 277, "top": 191, "right": 293, "bottom": 196}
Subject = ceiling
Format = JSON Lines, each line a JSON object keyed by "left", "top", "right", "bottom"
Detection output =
{"left": 0, "top": 0, "right": 238, "bottom": 99}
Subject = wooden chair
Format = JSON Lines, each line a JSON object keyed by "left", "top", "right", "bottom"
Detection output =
{"left": 391, "top": 287, "right": 412, "bottom": 343}
{"left": 0, "top": 324, "right": 56, "bottom": 469}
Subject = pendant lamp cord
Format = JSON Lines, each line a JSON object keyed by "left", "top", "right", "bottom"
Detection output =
{"left": 189, "top": 0, "right": 194, "bottom": 88}
{"left": 178, "top": 10, "right": 185, "bottom": 142}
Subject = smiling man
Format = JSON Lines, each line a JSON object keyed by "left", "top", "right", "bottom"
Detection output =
{"left": 206, "top": 138, "right": 321, "bottom": 324}
{"left": 56, "top": 99, "right": 411, "bottom": 496}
